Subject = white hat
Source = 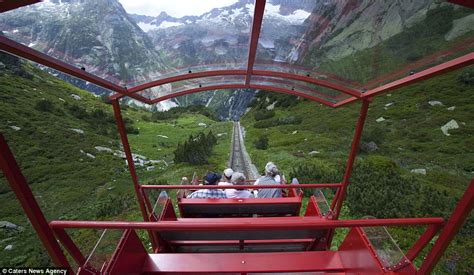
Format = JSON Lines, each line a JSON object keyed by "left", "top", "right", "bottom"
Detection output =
{"left": 224, "top": 168, "right": 234, "bottom": 178}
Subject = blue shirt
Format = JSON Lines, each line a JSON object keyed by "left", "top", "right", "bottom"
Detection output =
{"left": 187, "top": 189, "right": 227, "bottom": 199}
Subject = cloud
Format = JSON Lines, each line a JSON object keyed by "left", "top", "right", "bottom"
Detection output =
{"left": 118, "top": 0, "right": 239, "bottom": 17}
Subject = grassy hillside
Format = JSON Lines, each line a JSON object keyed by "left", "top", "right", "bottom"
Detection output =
{"left": 240, "top": 68, "right": 473, "bottom": 273}
{"left": 0, "top": 56, "right": 232, "bottom": 266}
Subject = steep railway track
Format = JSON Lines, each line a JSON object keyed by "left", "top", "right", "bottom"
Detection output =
{"left": 229, "top": 121, "right": 254, "bottom": 179}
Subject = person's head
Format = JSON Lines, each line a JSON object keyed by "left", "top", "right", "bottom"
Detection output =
{"left": 265, "top": 162, "right": 279, "bottom": 177}
{"left": 231, "top": 172, "right": 246, "bottom": 190}
{"left": 231, "top": 172, "right": 246, "bottom": 185}
{"left": 223, "top": 168, "right": 234, "bottom": 182}
{"left": 203, "top": 172, "right": 221, "bottom": 185}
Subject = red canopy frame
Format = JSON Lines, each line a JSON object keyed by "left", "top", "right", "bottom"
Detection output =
{"left": 0, "top": 0, "right": 473, "bottom": 273}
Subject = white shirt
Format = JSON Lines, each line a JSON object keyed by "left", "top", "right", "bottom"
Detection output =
{"left": 219, "top": 182, "right": 254, "bottom": 198}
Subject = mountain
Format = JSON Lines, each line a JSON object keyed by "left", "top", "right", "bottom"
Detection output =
{"left": 0, "top": 0, "right": 178, "bottom": 111}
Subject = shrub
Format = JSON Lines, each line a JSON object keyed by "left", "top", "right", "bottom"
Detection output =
{"left": 254, "top": 116, "right": 302, "bottom": 128}
{"left": 66, "top": 103, "right": 88, "bottom": 119}
{"left": 254, "top": 109, "right": 275, "bottom": 121}
{"left": 35, "top": 99, "right": 54, "bottom": 112}
{"left": 458, "top": 70, "right": 474, "bottom": 85}
{"left": 253, "top": 135, "right": 269, "bottom": 150}
{"left": 174, "top": 131, "right": 218, "bottom": 165}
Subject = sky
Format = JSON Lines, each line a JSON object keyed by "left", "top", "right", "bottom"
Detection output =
{"left": 118, "top": 0, "right": 239, "bottom": 17}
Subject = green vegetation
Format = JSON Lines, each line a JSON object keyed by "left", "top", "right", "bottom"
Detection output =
{"left": 253, "top": 135, "right": 269, "bottom": 150}
{"left": 174, "top": 131, "right": 218, "bottom": 165}
{"left": 0, "top": 57, "right": 232, "bottom": 267}
{"left": 241, "top": 68, "right": 474, "bottom": 273}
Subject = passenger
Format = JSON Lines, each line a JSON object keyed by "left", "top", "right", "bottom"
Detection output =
{"left": 177, "top": 177, "right": 191, "bottom": 199}
{"left": 255, "top": 162, "right": 282, "bottom": 198}
{"left": 187, "top": 172, "right": 227, "bottom": 199}
{"left": 218, "top": 168, "right": 234, "bottom": 186}
{"left": 225, "top": 172, "right": 254, "bottom": 198}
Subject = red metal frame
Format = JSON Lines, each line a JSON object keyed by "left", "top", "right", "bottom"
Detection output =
{"left": 49, "top": 216, "right": 444, "bottom": 230}
{"left": 0, "top": 134, "right": 71, "bottom": 269}
{"left": 1, "top": 2, "right": 473, "bottom": 273}
{"left": 245, "top": 0, "right": 266, "bottom": 86}
{"left": 141, "top": 183, "right": 343, "bottom": 190}
{"left": 331, "top": 99, "right": 371, "bottom": 217}
{"left": 111, "top": 99, "right": 158, "bottom": 250}
{"left": 0, "top": 0, "right": 40, "bottom": 12}
{"left": 419, "top": 179, "right": 474, "bottom": 274}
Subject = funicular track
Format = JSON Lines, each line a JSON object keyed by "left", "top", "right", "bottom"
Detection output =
{"left": 229, "top": 121, "right": 254, "bottom": 179}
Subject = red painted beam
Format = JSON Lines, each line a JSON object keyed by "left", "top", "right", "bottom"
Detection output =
{"left": 111, "top": 100, "right": 158, "bottom": 250}
{"left": 448, "top": 0, "right": 474, "bottom": 9}
{"left": 405, "top": 224, "right": 443, "bottom": 262}
{"left": 0, "top": 134, "right": 71, "bottom": 269}
{"left": 49, "top": 217, "right": 444, "bottom": 230}
{"left": 141, "top": 183, "right": 343, "bottom": 189}
{"left": 143, "top": 251, "right": 344, "bottom": 273}
{"left": 245, "top": 0, "right": 266, "bottom": 86}
{"left": 252, "top": 70, "right": 362, "bottom": 98}
{"left": 250, "top": 84, "right": 336, "bottom": 107}
{"left": 0, "top": 0, "right": 40, "bottom": 13}
{"left": 110, "top": 69, "right": 360, "bottom": 102}
{"left": 419, "top": 179, "right": 474, "bottom": 274}
{"left": 149, "top": 84, "right": 336, "bottom": 108}
{"left": 362, "top": 52, "right": 474, "bottom": 98}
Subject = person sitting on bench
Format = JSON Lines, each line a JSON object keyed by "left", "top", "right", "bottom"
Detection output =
{"left": 188, "top": 172, "right": 227, "bottom": 199}
{"left": 219, "top": 168, "right": 234, "bottom": 185}
{"left": 225, "top": 172, "right": 254, "bottom": 198}
{"left": 255, "top": 162, "right": 282, "bottom": 198}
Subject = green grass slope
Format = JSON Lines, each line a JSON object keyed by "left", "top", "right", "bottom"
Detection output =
{"left": 240, "top": 68, "right": 473, "bottom": 273}
{"left": 0, "top": 57, "right": 232, "bottom": 266}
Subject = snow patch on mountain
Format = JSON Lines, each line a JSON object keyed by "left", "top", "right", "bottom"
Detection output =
{"left": 157, "top": 21, "right": 184, "bottom": 29}
{"left": 137, "top": 22, "right": 159, "bottom": 32}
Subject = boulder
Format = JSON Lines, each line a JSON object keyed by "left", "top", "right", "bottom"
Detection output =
{"left": 292, "top": 130, "right": 298, "bottom": 135}
{"left": 4, "top": 245, "right": 12, "bottom": 251}
{"left": 70, "top": 128, "right": 84, "bottom": 135}
{"left": 86, "top": 153, "right": 95, "bottom": 159}
{"left": 95, "top": 146, "right": 113, "bottom": 153}
{"left": 9, "top": 126, "right": 21, "bottom": 131}
{"left": 308, "top": 151, "right": 320, "bottom": 156}
{"left": 440, "top": 120, "right": 459, "bottom": 136}
{"left": 0, "top": 221, "right": 22, "bottom": 231}
{"left": 428, "top": 100, "right": 443, "bottom": 106}
{"left": 411, "top": 168, "right": 427, "bottom": 175}
{"left": 266, "top": 101, "right": 277, "bottom": 110}
{"left": 447, "top": 106, "right": 456, "bottom": 111}
{"left": 70, "top": 94, "right": 82, "bottom": 100}
{"left": 376, "top": 117, "right": 386, "bottom": 123}
{"left": 361, "top": 141, "right": 378, "bottom": 152}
